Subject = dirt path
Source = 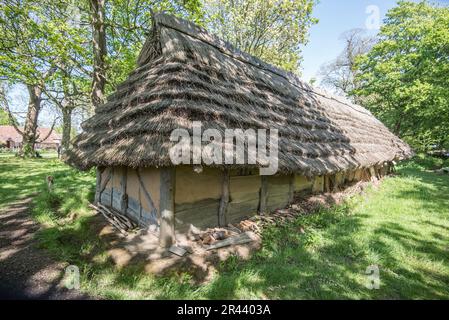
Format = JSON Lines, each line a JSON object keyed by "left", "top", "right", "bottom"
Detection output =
{"left": 0, "top": 197, "right": 91, "bottom": 300}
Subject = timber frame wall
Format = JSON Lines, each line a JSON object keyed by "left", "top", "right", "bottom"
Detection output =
{"left": 95, "top": 164, "right": 392, "bottom": 247}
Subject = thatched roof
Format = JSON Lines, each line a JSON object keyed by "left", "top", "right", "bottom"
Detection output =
{"left": 65, "top": 13, "right": 412, "bottom": 176}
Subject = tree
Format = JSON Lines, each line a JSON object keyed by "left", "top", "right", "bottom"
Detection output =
{"left": 0, "top": 0, "right": 93, "bottom": 155}
{"left": 354, "top": 1, "right": 449, "bottom": 151}
{"left": 318, "top": 29, "right": 376, "bottom": 101}
{"left": 204, "top": 0, "right": 318, "bottom": 73}
{"left": 88, "top": 0, "right": 204, "bottom": 110}
{"left": 0, "top": 0, "right": 60, "bottom": 156}
{"left": 89, "top": 0, "right": 107, "bottom": 109}
{"left": 40, "top": 1, "right": 92, "bottom": 150}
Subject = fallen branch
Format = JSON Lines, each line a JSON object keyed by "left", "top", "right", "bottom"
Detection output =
{"left": 89, "top": 203, "right": 137, "bottom": 235}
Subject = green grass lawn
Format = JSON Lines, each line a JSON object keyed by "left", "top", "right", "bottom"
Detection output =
{"left": 1, "top": 153, "right": 448, "bottom": 299}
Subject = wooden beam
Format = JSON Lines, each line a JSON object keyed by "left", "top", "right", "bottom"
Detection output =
{"left": 218, "top": 168, "right": 230, "bottom": 227}
{"left": 323, "top": 175, "right": 330, "bottom": 193}
{"left": 258, "top": 175, "right": 268, "bottom": 214}
{"left": 159, "top": 167, "right": 176, "bottom": 248}
{"left": 119, "top": 167, "right": 128, "bottom": 214}
{"left": 99, "top": 168, "right": 111, "bottom": 194}
{"left": 136, "top": 169, "right": 156, "bottom": 212}
{"left": 94, "top": 167, "right": 102, "bottom": 204}
{"left": 288, "top": 174, "right": 295, "bottom": 204}
{"left": 369, "top": 167, "right": 377, "bottom": 182}
{"left": 205, "top": 232, "right": 256, "bottom": 251}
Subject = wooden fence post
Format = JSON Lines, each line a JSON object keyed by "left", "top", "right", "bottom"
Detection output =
{"left": 159, "top": 167, "right": 176, "bottom": 248}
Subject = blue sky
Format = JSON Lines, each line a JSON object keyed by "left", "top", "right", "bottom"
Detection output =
{"left": 301, "top": 0, "right": 449, "bottom": 82}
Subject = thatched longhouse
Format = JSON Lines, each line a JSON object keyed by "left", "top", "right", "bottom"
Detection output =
{"left": 65, "top": 13, "right": 412, "bottom": 247}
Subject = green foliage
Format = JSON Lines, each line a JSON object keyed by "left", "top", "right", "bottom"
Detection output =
{"left": 354, "top": 1, "right": 449, "bottom": 151}
{"left": 0, "top": 107, "right": 10, "bottom": 125}
{"left": 204, "top": 0, "right": 318, "bottom": 73}
{"left": 0, "top": 0, "right": 204, "bottom": 124}
{"left": 405, "top": 153, "right": 449, "bottom": 171}
{"left": 104, "top": 0, "right": 205, "bottom": 91}
{"left": 0, "top": 0, "right": 79, "bottom": 85}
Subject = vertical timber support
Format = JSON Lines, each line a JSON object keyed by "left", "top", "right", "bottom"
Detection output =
{"left": 323, "top": 174, "right": 331, "bottom": 192}
{"left": 94, "top": 166, "right": 104, "bottom": 204}
{"left": 218, "top": 168, "right": 230, "bottom": 227}
{"left": 288, "top": 174, "right": 295, "bottom": 204}
{"left": 119, "top": 167, "right": 128, "bottom": 214}
{"left": 369, "top": 167, "right": 377, "bottom": 182}
{"left": 258, "top": 175, "right": 268, "bottom": 214}
{"left": 95, "top": 167, "right": 101, "bottom": 204}
{"left": 159, "top": 167, "right": 176, "bottom": 248}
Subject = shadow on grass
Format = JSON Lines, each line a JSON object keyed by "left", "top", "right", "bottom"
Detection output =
{"left": 38, "top": 203, "right": 375, "bottom": 299}
{"left": 29, "top": 163, "right": 449, "bottom": 299}
{"left": 367, "top": 221, "right": 449, "bottom": 299}
{"left": 2, "top": 155, "right": 449, "bottom": 299}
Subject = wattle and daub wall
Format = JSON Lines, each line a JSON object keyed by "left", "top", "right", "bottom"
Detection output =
{"left": 97, "top": 164, "right": 391, "bottom": 233}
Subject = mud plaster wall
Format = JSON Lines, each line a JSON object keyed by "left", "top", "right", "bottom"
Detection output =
{"left": 174, "top": 166, "right": 222, "bottom": 232}
{"left": 294, "top": 175, "right": 313, "bottom": 192}
{"left": 266, "top": 175, "right": 290, "bottom": 211}
{"left": 138, "top": 167, "right": 161, "bottom": 215}
{"left": 312, "top": 175, "right": 324, "bottom": 193}
{"left": 125, "top": 168, "right": 160, "bottom": 228}
{"left": 228, "top": 173, "right": 261, "bottom": 223}
{"left": 99, "top": 165, "right": 387, "bottom": 234}
{"left": 111, "top": 167, "right": 123, "bottom": 211}
{"left": 98, "top": 167, "right": 160, "bottom": 228}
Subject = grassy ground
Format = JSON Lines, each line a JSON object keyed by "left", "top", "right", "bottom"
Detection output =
{"left": 1, "top": 152, "right": 448, "bottom": 299}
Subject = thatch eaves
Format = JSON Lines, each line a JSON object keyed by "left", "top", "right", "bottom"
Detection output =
{"left": 65, "top": 13, "right": 412, "bottom": 175}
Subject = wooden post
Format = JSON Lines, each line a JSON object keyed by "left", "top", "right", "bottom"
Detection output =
{"left": 218, "top": 168, "right": 230, "bottom": 226}
{"left": 324, "top": 175, "right": 330, "bottom": 192}
{"left": 95, "top": 168, "right": 101, "bottom": 204}
{"left": 159, "top": 167, "right": 176, "bottom": 248}
{"left": 95, "top": 166, "right": 105, "bottom": 204}
{"left": 288, "top": 174, "right": 295, "bottom": 204}
{"left": 258, "top": 175, "right": 268, "bottom": 214}
{"left": 369, "top": 167, "right": 377, "bottom": 182}
{"left": 312, "top": 176, "right": 324, "bottom": 193}
{"left": 119, "top": 167, "right": 128, "bottom": 214}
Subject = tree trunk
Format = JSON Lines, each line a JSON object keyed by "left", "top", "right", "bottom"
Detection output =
{"left": 61, "top": 106, "right": 72, "bottom": 151}
{"left": 89, "top": 0, "right": 107, "bottom": 110}
{"left": 393, "top": 118, "right": 402, "bottom": 135}
{"left": 20, "top": 85, "right": 42, "bottom": 157}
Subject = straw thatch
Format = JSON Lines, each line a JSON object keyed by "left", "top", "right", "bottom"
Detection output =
{"left": 65, "top": 13, "right": 412, "bottom": 176}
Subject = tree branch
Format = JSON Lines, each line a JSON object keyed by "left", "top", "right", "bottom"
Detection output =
{"left": 36, "top": 116, "right": 59, "bottom": 143}
{"left": 0, "top": 86, "right": 24, "bottom": 135}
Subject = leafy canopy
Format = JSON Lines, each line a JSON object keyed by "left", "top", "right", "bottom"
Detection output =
{"left": 354, "top": 1, "right": 449, "bottom": 151}
{"left": 104, "top": 0, "right": 204, "bottom": 91}
{"left": 204, "top": 0, "right": 318, "bottom": 73}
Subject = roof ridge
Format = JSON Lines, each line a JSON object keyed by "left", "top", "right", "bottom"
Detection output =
{"left": 152, "top": 13, "right": 371, "bottom": 116}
